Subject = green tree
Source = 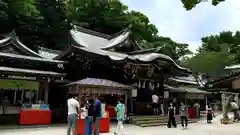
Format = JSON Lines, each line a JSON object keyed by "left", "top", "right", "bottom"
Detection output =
{"left": 0, "top": 0, "right": 42, "bottom": 50}
{"left": 143, "top": 36, "right": 192, "bottom": 60}
{"left": 66, "top": 0, "right": 192, "bottom": 58}
{"left": 0, "top": 0, "right": 8, "bottom": 33}
{"left": 199, "top": 31, "right": 240, "bottom": 63}
{"left": 1, "top": 0, "right": 192, "bottom": 57}
{"left": 36, "top": 0, "right": 71, "bottom": 50}
{"left": 183, "top": 44, "right": 233, "bottom": 80}
{"left": 181, "top": 0, "right": 226, "bottom": 10}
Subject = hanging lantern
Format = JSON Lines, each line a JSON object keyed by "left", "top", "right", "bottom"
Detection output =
{"left": 47, "top": 77, "right": 50, "bottom": 82}
{"left": 138, "top": 81, "right": 141, "bottom": 88}
{"left": 143, "top": 81, "right": 146, "bottom": 88}
{"left": 149, "top": 81, "right": 153, "bottom": 90}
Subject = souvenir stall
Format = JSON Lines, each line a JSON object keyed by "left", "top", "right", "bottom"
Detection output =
{"left": 66, "top": 78, "right": 133, "bottom": 135}
{"left": 20, "top": 103, "right": 51, "bottom": 125}
{"left": 19, "top": 82, "right": 51, "bottom": 125}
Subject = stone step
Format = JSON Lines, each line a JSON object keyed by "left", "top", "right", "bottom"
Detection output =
{"left": 139, "top": 120, "right": 197, "bottom": 127}
{"left": 136, "top": 118, "right": 181, "bottom": 124}
{"left": 133, "top": 116, "right": 181, "bottom": 121}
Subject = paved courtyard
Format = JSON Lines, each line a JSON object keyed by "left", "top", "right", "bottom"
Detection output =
{"left": 1, "top": 114, "right": 240, "bottom": 135}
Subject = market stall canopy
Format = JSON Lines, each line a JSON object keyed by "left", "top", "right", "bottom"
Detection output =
{"left": 65, "top": 78, "right": 133, "bottom": 90}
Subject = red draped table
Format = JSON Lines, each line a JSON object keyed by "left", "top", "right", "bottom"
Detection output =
{"left": 188, "top": 107, "right": 194, "bottom": 119}
{"left": 76, "top": 118, "right": 110, "bottom": 135}
{"left": 19, "top": 109, "right": 51, "bottom": 125}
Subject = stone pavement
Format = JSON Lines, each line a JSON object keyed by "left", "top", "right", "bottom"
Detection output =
{"left": 1, "top": 114, "right": 240, "bottom": 135}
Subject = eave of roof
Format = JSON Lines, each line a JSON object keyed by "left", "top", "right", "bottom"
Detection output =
{"left": 73, "top": 45, "right": 189, "bottom": 72}
{"left": 0, "top": 66, "right": 66, "bottom": 77}
{"left": 70, "top": 25, "right": 141, "bottom": 50}
{"left": 164, "top": 84, "right": 209, "bottom": 94}
{"left": 225, "top": 64, "right": 240, "bottom": 70}
{"left": 0, "top": 32, "right": 65, "bottom": 63}
{"left": 0, "top": 52, "right": 65, "bottom": 63}
{"left": 0, "top": 32, "right": 43, "bottom": 58}
{"left": 207, "top": 72, "right": 240, "bottom": 86}
{"left": 169, "top": 77, "right": 198, "bottom": 85}
{"left": 38, "top": 46, "right": 61, "bottom": 60}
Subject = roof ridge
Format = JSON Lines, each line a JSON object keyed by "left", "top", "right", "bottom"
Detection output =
{"left": 108, "top": 27, "right": 129, "bottom": 40}
{"left": 128, "top": 47, "right": 161, "bottom": 55}
{"left": 38, "top": 46, "right": 62, "bottom": 54}
{"left": 74, "top": 25, "right": 111, "bottom": 39}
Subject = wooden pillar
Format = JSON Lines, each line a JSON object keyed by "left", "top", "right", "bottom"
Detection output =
{"left": 44, "top": 81, "right": 49, "bottom": 104}
{"left": 129, "top": 90, "right": 134, "bottom": 115}
{"left": 125, "top": 91, "right": 128, "bottom": 114}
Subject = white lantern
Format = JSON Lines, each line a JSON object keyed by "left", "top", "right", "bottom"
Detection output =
{"left": 132, "top": 89, "right": 137, "bottom": 97}
{"left": 164, "top": 91, "right": 169, "bottom": 99}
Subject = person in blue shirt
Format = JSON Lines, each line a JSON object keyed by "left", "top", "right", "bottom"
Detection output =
{"left": 114, "top": 98, "right": 125, "bottom": 135}
{"left": 93, "top": 96, "right": 101, "bottom": 135}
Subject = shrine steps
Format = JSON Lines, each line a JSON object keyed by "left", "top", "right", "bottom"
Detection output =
{"left": 132, "top": 115, "right": 197, "bottom": 127}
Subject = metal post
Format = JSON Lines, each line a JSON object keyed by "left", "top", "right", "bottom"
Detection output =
{"left": 21, "top": 89, "right": 24, "bottom": 102}
{"left": 44, "top": 81, "right": 49, "bottom": 104}
{"left": 13, "top": 90, "right": 17, "bottom": 104}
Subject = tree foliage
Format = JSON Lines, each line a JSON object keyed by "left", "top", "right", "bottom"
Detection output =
{"left": 181, "top": 0, "right": 226, "bottom": 10}
{"left": 183, "top": 31, "right": 240, "bottom": 80}
{"left": 0, "top": 0, "right": 191, "bottom": 60}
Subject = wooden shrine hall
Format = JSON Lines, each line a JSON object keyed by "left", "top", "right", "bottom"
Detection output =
{"left": 0, "top": 25, "right": 194, "bottom": 126}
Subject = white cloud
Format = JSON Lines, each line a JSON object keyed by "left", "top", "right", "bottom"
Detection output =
{"left": 121, "top": 0, "right": 240, "bottom": 53}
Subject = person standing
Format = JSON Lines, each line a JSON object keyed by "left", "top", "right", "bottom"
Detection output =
{"left": 230, "top": 100, "right": 239, "bottom": 122}
{"left": 114, "top": 98, "right": 126, "bottom": 135}
{"left": 152, "top": 93, "right": 159, "bottom": 115}
{"left": 2, "top": 97, "right": 9, "bottom": 114}
{"left": 84, "top": 98, "right": 94, "bottom": 135}
{"left": 206, "top": 103, "right": 213, "bottom": 124}
{"left": 193, "top": 102, "right": 200, "bottom": 118}
{"left": 93, "top": 96, "right": 101, "bottom": 135}
{"left": 159, "top": 96, "right": 164, "bottom": 116}
{"left": 67, "top": 93, "right": 80, "bottom": 135}
{"left": 167, "top": 102, "right": 176, "bottom": 128}
{"left": 179, "top": 102, "right": 188, "bottom": 129}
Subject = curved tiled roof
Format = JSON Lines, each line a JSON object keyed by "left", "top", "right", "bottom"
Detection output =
{"left": 70, "top": 26, "right": 133, "bottom": 50}
{"left": 0, "top": 32, "right": 65, "bottom": 63}
{"left": 71, "top": 45, "right": 189, "bottom": 72}
{"left": 0, "top": 32, "right": 43, "bottom": 58}
{"left": 55, "top": 26, "right": 190, "bottom": 72}
{"left": 66, "top": 77, "right": 133, "bottom": 89}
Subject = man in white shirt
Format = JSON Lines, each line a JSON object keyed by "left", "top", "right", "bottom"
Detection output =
{"left": 67, "top": 93, "right": 80, "bottom": 135}
{"left": 152, "top": 93, "right": 159, "bottom": 115}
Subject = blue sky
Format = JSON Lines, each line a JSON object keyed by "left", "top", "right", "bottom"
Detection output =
{"left": 121, "top": 0, "right": 240, "bottom": 53}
